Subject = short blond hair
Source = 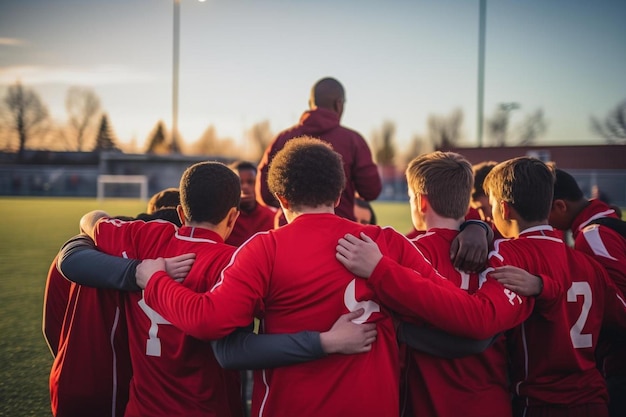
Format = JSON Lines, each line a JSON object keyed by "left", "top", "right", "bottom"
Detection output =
{"left": 406, "top": 151, "right": 473, "bottom": 219}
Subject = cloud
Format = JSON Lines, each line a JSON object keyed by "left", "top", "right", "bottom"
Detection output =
{"left": 0, "top": 37, "right": 27, "bottom": 46}
{"left": 0, "top": 65, "right": 162, "bottom": 86}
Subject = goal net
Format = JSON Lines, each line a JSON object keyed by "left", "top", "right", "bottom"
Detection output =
{"left": 97, "top": 175, "right": 148, "bottom": 201}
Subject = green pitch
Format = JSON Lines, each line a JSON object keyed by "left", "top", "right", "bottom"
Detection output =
{"left": 0, "top": 197, "right": 411, "bottom": 416}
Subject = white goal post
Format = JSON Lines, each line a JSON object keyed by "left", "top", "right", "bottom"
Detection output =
{"left": 97, "top": 175, "right": 148, "bottom": 201}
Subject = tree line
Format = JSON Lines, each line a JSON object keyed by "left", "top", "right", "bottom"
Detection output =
{"left": 1, "top": 81, "right": 624, "bottom": 167}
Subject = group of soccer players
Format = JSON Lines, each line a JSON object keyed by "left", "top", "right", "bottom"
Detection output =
{"left": 43, "top": 136, "right": 626, "bottom": 417}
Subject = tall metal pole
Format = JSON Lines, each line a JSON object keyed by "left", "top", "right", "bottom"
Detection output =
{"left": 477, "top": 0, "right": 486, "bottom": 147}
{"left": 172, "top": 0, "right": 180, "bottom": 148}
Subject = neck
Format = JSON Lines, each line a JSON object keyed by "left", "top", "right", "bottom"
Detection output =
{"left": 425, "top": 212, "right": 464, "bottom": 231}
{"left": 283, "top": 204, "right": 335, "bottom": 223}
{"left": 185, "top": 221, "right": 228, "bottom": 240}
{"left": 516, "top": 220, "right": 549, "bottom": 236}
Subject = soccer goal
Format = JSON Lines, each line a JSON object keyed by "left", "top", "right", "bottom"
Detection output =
{"left": 97, "top": 175, "right": 148, "bottom": 201}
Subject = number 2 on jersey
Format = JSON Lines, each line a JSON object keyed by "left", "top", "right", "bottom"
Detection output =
{"left": 567, "top": 282, "right": 592, "bottom": 349}
{"left": 138, "top": 297, "right": 172, "bottom": 357}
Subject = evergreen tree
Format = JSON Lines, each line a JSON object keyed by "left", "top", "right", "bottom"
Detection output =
{"left": 93, "top": 114, "right": 119, "bottom": 152}
{"left": 145, "top": 121, "right": 168, "bottom": 154}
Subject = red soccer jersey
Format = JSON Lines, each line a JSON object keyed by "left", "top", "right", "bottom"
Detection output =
{"left": 571, "top": 199, "right": 626, "bottom": 378}
{"left": 404, "top": 229, "right": 511, "bottom": 417}
{"left": 485, "top": 225, "right": 626, "bottom": 411}
{"left": 93, "top": 218, "right": 243, "bottom": 417}
{"left": 144, "top": 213, "right": 440, "bottom": 417}
{"left": 45, "top": 257, "right": 132, "bottom": 417}
{"left": 226, "top": 203, "right": 275, "bottom": 247}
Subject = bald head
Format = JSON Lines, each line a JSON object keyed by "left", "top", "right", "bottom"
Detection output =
{"left": 309, "top": 77, "right": 345, "bottom": 116}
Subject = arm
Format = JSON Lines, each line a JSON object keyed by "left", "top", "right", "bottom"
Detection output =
{"left": 58, "top": 234, "right": 141, "bottom": 290}
{"left": 42, "top": 256, "right": 71, "bottom": 357}
{"left": 58, "top": 234, "right": 195, "bottom": 291}
{"left": 212, "top": 309, "right": 376, "bottom": 369}
{"left": 256, "top": 138, "right": 282, "bottom": 208}
{"left": 352, "top": 136, "right": 383, "bottom": 201}
{"left": 336, "top": 232, "right": 533, "bottom": 339}
{"left": 398, "top": 321, "right": 499, "bottom": 358}
{"left": 449, "top": 220, "right": 493, "bottom": 273}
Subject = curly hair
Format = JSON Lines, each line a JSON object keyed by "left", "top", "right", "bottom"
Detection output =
{"left": 179, "top": 161, "right": 241, "bottom": 224}
{"left": 267, "top": 136, "right": 346, "bottom": 209}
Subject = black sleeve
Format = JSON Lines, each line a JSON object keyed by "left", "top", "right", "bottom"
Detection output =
{"left": 398, "top": 321, "right": 498, "bottom": 358}
{"left": 57, "top": 234, "right": 141, "bottom": 291}
{"left": 211, "top": 323, "right": 326, "bottom": 370}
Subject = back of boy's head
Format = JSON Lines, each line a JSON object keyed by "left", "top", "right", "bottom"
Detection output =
{"left": 179, "top": 161, "right": 241, "bottom": 224}
{"left": 472, "top": 161, "right": 498, "bottom": 201}
{"left": 483, "top": 157, "right": 555, "bottom": 222}
{"left": 268, "top": 136, "right": 346, "bottom": 208}
{"left": 553, "top": 169, "right": 584, "bottom": 202}
{"left": 406, "top": 151, "right": 473, "bottom": 219}
{"left": 147, "top": 188, "right": 180, "bottom": 214}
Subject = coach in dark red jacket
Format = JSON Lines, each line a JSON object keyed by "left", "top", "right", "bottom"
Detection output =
{"left": 256, "top": 77, "right": 382, "bottom": 221}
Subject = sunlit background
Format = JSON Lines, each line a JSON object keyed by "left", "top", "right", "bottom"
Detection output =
{"left": 1, "top": 0, "right": 625, "bottom": 154}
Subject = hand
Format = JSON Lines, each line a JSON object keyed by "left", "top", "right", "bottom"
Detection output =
{"left": 489, "top": 265, "right": 542, "bottom": 296}
{"left": 136, "top": 257, "right": 167, "bottom": 289}
{"left": 336, "top": 232, "right": 382, "bottom": 278}
{"left": 320, "top": 308, "right": 378, "bottom": 354}
{"left": 164, "top": 253, "right": 195, "bottom": 283}
{"left": 450, "top": 223, "right": 489, "bottom": 272}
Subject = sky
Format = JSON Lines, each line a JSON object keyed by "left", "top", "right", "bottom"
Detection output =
{"left": 1, "top": 0, "right": 625, "bottom": 151}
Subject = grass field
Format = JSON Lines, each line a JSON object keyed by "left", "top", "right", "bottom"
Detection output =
{"left": 0, "top": 197, "right": 411, "bottom": 416}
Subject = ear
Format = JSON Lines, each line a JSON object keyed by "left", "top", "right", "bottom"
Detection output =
{"left": 226, "top": 206, "right": 240, "bottom": 228}
{"left": 333, "top": 97, "right": 344, "bottom": 116}
{"left": 419, "top": 193, "right": 428, "bottom": 213}
{"left": 334, "top": 196, "right": 341, "bottom": 208}
{"left": 551, "top": 198, "right": 566, "bottom": 214}
{"left": 275, "top": 194, "right": 290, "bottom": 211}
{"left": 500, "top": 200, "right": 512, "bottom": 221}
{"left": 176, "top": 205, "right": 186, "bottom": 226}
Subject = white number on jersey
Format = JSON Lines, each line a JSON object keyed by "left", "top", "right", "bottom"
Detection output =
{"left": 138, "top": 297, "right": 172, "bottom": 357}
{"left": 343, "top": 279, "right": 380, "bottom": 324}
{"left": 567, "top": 282, "right": 593, "bottom": 349}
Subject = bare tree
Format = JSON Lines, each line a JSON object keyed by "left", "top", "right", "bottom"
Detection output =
{"left": 65, "top": 86, "right": 101, "bottom": 151}
{"left": 401, "top": 133, "right": 428, "bottom": 167}
{"left": 188, "top": 125, "right": 239, "bottom": 157}
{"left": 516, "top": 109, "right": 547, "bottom": 145}
{"left": 246, "top": 120, "right": 273, "bottom": 162}
{"left": 591, "top": 100, "right": 626, "bottom": 144}
{"left": 486, "top": 103, "right": 519, "bottom": 146}
{"left": 371, "top": 120, "right": 396, "bottom": 166}
{"left": 1, "top": 81, "right": 49, "bottom": 160}
{"left": 427, "top": 108, "right": 463, "bottom": 150}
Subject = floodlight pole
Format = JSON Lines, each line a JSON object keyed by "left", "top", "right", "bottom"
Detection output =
{"left": 477, "top": 0, "right": 486, "bottom": 147}
{"left": 172, "top": 0, "right": 181, "bottom": 149}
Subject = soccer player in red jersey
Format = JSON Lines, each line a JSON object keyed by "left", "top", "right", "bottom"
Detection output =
{"left": 43, "top": 252, "right": 132, "bottom": 417}
{"left": 43, "top": 191, "right": 184, "bottom": 417}
{"left": 79, "top": 162, "right": 246, "bottom": 417}
{"left": 135, "top": 137, "right": 493, "bottom": 417}
{"left": 549, "top": 168, "right": 626, "bottom": 417}
{"left": 398, "top": 151, "right": 512, "bottom": 417}
{"left": 226, "top": 160, "right": 276, "bottom": 247}
{"left": 337, "top": 157, "right": 626, "bottom": 417}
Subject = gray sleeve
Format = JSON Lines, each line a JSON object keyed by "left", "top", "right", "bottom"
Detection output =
{"left": 57, "top": 234, "right": 141, "bottom": 291}
{"left": 211, "top": 324, "right": 326, "bottom": 370}
{"left": 398, "top": 321, "right": 498, "bottom": 358}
